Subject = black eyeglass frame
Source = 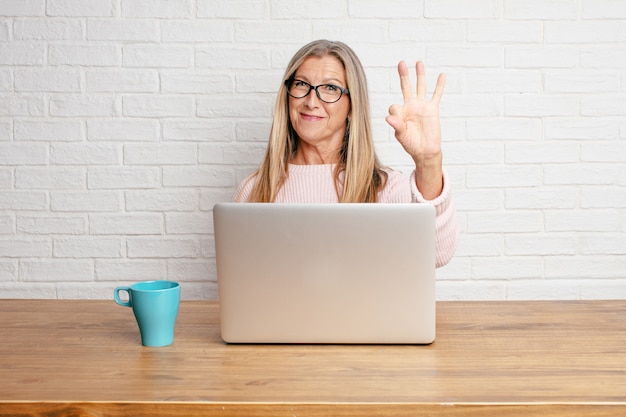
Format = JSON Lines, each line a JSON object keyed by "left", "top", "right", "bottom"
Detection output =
{"left": 284, "top": 79, "right": 350, "bottom": 103}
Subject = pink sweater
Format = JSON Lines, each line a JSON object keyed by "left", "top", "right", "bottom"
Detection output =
{"left": 236, "top": 164, "right": 458, "bottom": 267}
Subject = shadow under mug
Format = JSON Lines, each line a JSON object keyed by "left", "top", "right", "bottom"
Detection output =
{"left": 114, "top": 280, "right": 180, "bottom": 347}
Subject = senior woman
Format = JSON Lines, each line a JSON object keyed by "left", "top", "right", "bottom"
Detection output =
{"left": 236, "top": 39, "right": 457, "bottom": 267}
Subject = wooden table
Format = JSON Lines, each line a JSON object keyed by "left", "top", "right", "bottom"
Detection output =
{"left": 0, "top": 300, "right": 625, "bottom": 416}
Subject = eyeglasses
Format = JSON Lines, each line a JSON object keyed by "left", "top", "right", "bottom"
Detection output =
{"left": 285, "top": 79, "right": 350, "bottom": 103}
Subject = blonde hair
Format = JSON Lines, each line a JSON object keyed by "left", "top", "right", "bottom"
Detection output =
{"left": 241, "top": 39, "right": 387, "bottom": 203}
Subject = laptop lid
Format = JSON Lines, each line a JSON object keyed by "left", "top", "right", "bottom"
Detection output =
{"left": 213, "top": 203, "right": 436, "bottom": 344}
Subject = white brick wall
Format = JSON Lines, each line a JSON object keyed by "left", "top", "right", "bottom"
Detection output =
{"left": 0, "top": 0, "right": 625, "bottom": 300}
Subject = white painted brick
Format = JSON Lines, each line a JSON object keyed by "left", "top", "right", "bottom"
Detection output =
{"left": 15, "top": 167, "right": 84, "bottom": 189}
{"left": 196, "top": 47, "right": 270, "bottom": 70}
{"left": 425, "top": 0, "right": 500, "bottom": 19}
{"left": 0, "top": 121, "right": 12, "bottom": 141}
{"left": 163, "top": 119, "right": 235, "bottom": 142}
{"left": 545, "top": 255, "right": 626, "bottom": 279}
{"left": 199, "top": 143, "right": 267, "bottom": 165}
{"left": 165, "top": 213, "right": 211, "bottom": 234}
{"left": 581, "top": 46, "right": 626, "bottom": 69}
{"left": 444, "top": 142, "right": 502, "bottom": 165}
{"left": 455, "top": 235, "right": 502, "bottom": 257}
{"left": 49, "top": 45, "right": 120, "bottom": 66}
{"left": 505, "top": 94, "right": 578, "bottom": 117}
{"left": 125, "top": 190, "right": 197, "bottom": 211}
{"left": 123, "top": 45, "right": 192, "bottom": 68}
{"left": 466, "top": 165, "right": 541, "bottom": 188}
{"left": 161, "top": 20, "right": 232, "bottom": 43}
{"left": 505, "top": 234, "right": 577, "bottom": 256}
{"left": 581, "top": 95, "right": 626, "bottom": 117}
{"left": 0, "top": 21, "right": 8, "bottom": 41}
{"left": 436, "top": 281, "right": 507, "bottom": 301}
{"left": 0, "top": 95, "right": 45, "bottom": 116}
{"left": 454, "top": 189, "right": 504, "bottom": 211}
{"left": 87, "top": 167, "right": 160, "bottom": 190}
{"left": 235, "top": 21, "right": 310, "bottom": 44}
{"left": 0, "top": 42, "right": 44, "bottom": 65}
{"left": 87, "top": 70, "right": 159, "bottom": 93}
{"left": 316, "top": 22, "right": 388, "bottom": 44}
{"left": 235, "top": 120, "right": 271, "bottom": 143}
{"left": 200, "top": 188, "right": 236, "bottom": 210}
{"left": 581, "top": 142, "right": 626, "bottom": 162}
{"left": 580, "top": 186, "right": 626, "bottom": 209}
{"left": 465, "top": 70, "right": 541, "bottom": 93}
{"left": 167, "top": 260, "right": 213, "bottom": 282}
{"left": 0, "top": 283, "right": 57, "bottom": 298}
{"left": 14, "top": 120, "right": 83, "bottom": 142}
{"left": 47, "top": 0, "right": 115, "bottom": 17}
{"left": 506, "top": 280, "right": 580, "bottom": 300}
{"left": 468, "top": 21, "right": 542, "bottom": 43}
{"left": 89, "top": 214, "right": 162, "bottom": 235}
{"left": 0, "top": 143, "right": 47, "bottom": 165}
{"left": 471, "top": 257, "right": 543, "bottom": 280}
{"left": 0, "top": 239, "right": 50, "bottom": 257}
{"left": 124, "top": 143, "right": 197, "bottom": 165}
{"left": 506, "top": 46, "right": 579, "bottom": 69}
{"left": 17, "top": 215, "right": 85, "bottom": 235}
{"left": 441, "top": 94, "right": 502, "bottom": 118}
{"left": 87, "top": 119, "right": 159, "bottom": 141}
{"left": 0, "top": 215, "right": 14, "bottom": 234}
{"left": 13, "top": 19, "right": 83, "bottom": 40}
{"left": 161, "top": 73, "right": 233, "bottom": 94}
{"left": 269, "top": 0, "right": 347, "bottom": 18}
{"left": 50, "top": 95, "right": 117, "bottom": 117}
{"left": 54, "top": 237, "right": 122, "bottom": 258}
{"left": 506, "top": 187, "right": 578, "bottom": 210}
{"left": 51, "top": 143, "right": 120, "bottom": 165}
{"left": 0, "top": 191, "right": 47, "bottom": 210}
{"left": 544, "top": 117, "right": 619, "bottom": 140}
{"left": 21, "top": 259, "right": 93, "bottom": 281}
{"left": 95, "top": 259, "right": 166, "bottom": 281}
{"left": 56, "top": 283, "right": 119, "bottom": 299}
{"left": 197, "top": 0, "right": 267, "bottom": 18}
{"left": 51, "top": 191, "right": 121, "bottom": 212}
{"left": 197, "top": 96, "right": 273, "bottom": 119}
{"left": 579, "top": 279, "right": 626, "bottom": 300}
{"left": 0, "top": 69, "right": 10, "bottom": 91}
{"left": 467, "top": 118, "right": 542, "bottom": 141}
{"left": 544, "top": 164, "right": 616, "bottom": 186}
{"left": 467, "top": 211, "right": 542, "bottom": 234}
{"left": 579, "top": 235, "right": 626, "bottom": 255}
{"left": 15, "top": 69, "right": 81, "bottom": 92}
{"left": 582, "top": 0, "right": 626, "bottom": 19}
{"left": 127, "top": 237, "right": 199, "bottom": 258}
{"left": 0, "top": 260, "right": 17, "bottom": 281}
{"left": 200, "top": 237, "right": 215, "bottom": 257}
{"left": 87, "top": 19, "right": 159, "bottom": 42}
{"left": 544, "top": 21, "right": 620, "bottom": 43}
{"left": 0, "top": 0, "right": 45, "bottom": 16}
{"left": 505, "top": 142, "right": 579, "bottom": 164}
{"left": 545, "top": 209, "right": 620, "bottom": 232}
{"left": 504, "top": 0, "right": 579, "bottom": 20}
{"left": 163, "top": 166, "right": 235, "bottom": 188}
{"left": 0, "top": 169, "right": 12, "bottom": 187}
{"left": 122, "top": 0, "right": 193, "bottom": 18}
{"left": 123, "top": 95, "right": 193, "bottom": 118}
{"left": 427, "top": 47, "right": 503, "bottom": 68}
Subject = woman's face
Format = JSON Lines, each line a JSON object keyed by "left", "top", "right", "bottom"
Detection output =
{"left": 288, "top": 55, "right": 351, "bottom": 162}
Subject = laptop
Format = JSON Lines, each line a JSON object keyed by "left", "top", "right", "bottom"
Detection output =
{"left": 212, "top": 203, "right": 436, "bottom": 344}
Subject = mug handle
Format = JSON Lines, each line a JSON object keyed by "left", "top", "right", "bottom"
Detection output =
{"left": 114, "top": 287, "right": 132, "bottom": 307}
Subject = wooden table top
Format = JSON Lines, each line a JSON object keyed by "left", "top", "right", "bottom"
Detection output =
{"left": 1, "top": 299, "right": 625, "bottom": 416}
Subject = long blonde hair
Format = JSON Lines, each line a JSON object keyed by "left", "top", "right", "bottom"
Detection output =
{"left": 242, "top": 39, "right": 387, "bottom": 203}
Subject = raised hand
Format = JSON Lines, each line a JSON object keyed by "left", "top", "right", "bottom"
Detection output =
{"left": 386, "top": 61, "right": 446, "bottom": 199}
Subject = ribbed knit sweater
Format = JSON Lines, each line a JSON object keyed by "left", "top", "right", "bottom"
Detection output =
{"left": 236, "top": 164, "right": 458, "bottom": 267}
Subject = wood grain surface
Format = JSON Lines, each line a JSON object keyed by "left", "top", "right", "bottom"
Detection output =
{"left": 1, "top": 299, "right": 625, "bottom": 416}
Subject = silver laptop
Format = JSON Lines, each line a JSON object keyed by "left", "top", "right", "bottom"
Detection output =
{"left": 213, "top": 203, "right": 436, "bottom": 344}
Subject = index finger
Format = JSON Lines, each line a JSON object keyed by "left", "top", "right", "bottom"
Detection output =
{"left": 397, "top": 61, "right": 413, "bottom": 102}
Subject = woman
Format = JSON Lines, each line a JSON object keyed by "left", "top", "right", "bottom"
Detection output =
{"left": 236, "top": 40, "right": 457, "bottom": 267}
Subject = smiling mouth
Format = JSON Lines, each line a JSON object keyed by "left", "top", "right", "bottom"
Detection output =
{"left": 301, "top": 113, "right": 324, "bottom": 121}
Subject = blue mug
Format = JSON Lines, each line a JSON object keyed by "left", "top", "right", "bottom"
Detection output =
{"left": 114, "top": 280, "right": 180, "bottom": 347}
